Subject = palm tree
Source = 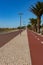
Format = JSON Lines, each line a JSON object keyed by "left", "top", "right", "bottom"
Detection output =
{"left": 29, "top": 18, "right": 37, "bottom": 32}
{"left": 30, "top": 2, "right": 43, "bottom": 33}
{"left": 27, "top": 24, "right": 31, "bottom": 30}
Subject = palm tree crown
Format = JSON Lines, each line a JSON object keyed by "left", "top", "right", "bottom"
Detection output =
{"left": 30, "top": 2, "right": 43, "bottom": 17}
{"left": 30, "top": 18, "right": 37, "bottom": 25}
{"left": 29, "top": 18, "right": 37, "bottom": 31}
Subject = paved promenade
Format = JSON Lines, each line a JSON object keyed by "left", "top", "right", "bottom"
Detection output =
{"left": 0, "top": 30, "right": 32, "bottom": 65}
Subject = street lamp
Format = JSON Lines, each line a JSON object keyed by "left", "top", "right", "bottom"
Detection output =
{"left": 18, "top": 13, "right": 23, "bottom": 34}
{"left": 18, "top": 13, "right": 23, "bottom": 28}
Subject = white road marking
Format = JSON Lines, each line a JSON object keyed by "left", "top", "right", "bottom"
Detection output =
{"left": 41, "top": 36, "right": 43, "bottom": 37}
{"left": 41, "top": 41, "right": 43, "bottom": 44}
{"left": 35, "top": 36, "right": 37, "bottom": 38}
{"left": 37, "top": 38, "right": 40, "bottom": 40}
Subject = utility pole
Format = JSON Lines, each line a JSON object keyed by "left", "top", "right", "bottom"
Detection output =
{"left": 18, "top": 13, "right": 23, "bottom": 34}
{"left": 19, "top": 13, "right": 23, "bottom": 28}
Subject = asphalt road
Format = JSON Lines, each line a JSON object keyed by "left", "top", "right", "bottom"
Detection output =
{"left": 0, "top": 30, "right": 23, "bottom": 48}
{"left": 27, "top": 29, "right": 43, "bottom": 65}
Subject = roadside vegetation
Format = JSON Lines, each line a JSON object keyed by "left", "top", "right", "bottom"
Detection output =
{"left": 17, "top": 26, "right": 25, "bottom": 29}
{"left": 0, "top": 26, "right": 25, "bottom": 33}
{"left": 0, "top": 28, "right": 16, "bottom": 32}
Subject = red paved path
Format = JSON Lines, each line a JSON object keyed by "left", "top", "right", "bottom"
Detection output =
{"left": 0, "top": 30, "right": 23, "bottom": 48}
{"left": 27, "top": 29, "right": 43, "bottom": 65}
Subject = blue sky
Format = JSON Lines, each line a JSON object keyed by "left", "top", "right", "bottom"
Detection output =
{"left": 0, "top": 0, "right": 43, "bottom": 28}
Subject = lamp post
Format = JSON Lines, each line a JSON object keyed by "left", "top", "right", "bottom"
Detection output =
{"left": 19, "top": 13, "right": 23, "bottom": 28}
{"left": 19, "top": 13, "right": 23, "bottom": 34}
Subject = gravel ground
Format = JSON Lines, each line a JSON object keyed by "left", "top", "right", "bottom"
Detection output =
{"left": 0, "top": 30, "right": 32, "bottom": 65}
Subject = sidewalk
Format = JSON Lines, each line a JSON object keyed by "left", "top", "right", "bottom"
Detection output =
{"left": 0, "top": 30, "right": 32, "bottom": 65}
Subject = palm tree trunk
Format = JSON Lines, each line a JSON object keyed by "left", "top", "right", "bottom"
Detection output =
{"left": 34, "top": 24, "right": 37, "bottom": 32}
{"left": 37, "top": 17, "right": 41, "bottom": 33}
{"left": 35, "top": 24, "right": 37, "bottom": 32}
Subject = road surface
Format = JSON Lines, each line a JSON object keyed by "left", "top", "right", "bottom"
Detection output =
{"left": 27, "top": 29, "right": 43, "bottom": 65}
{"left": 0, "top": 30, "right": 23, "bottom": 48}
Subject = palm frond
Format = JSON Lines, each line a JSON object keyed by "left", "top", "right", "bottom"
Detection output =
{"left": 30, "top": 1, "right": 43, "bottom": 17}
